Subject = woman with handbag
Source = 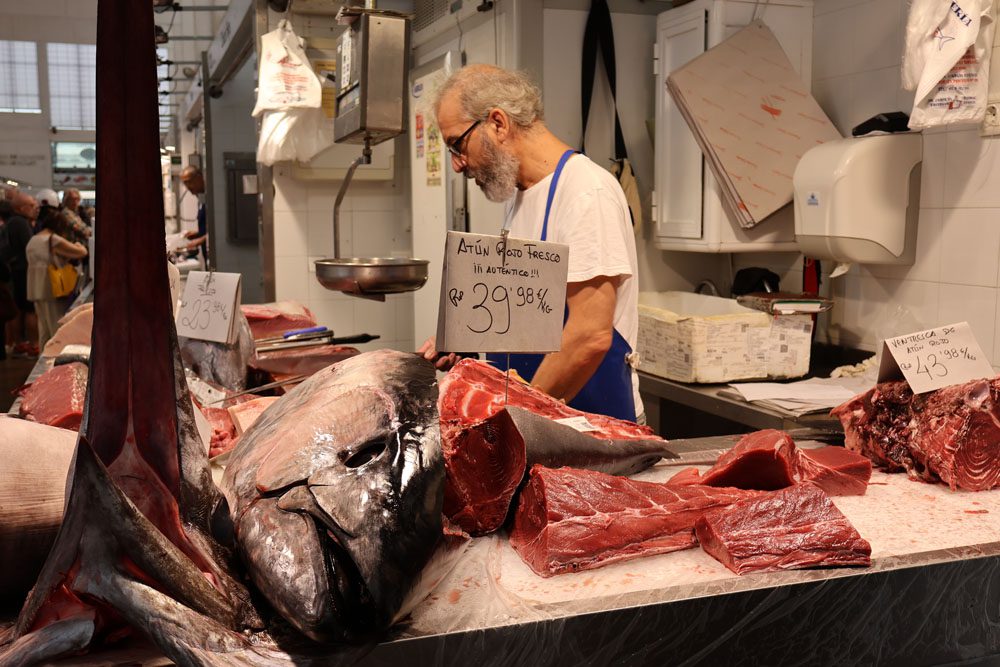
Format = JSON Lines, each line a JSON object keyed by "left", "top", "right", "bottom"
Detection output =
{"left": 26, "top": 209, "right": 88, "bottom": 348}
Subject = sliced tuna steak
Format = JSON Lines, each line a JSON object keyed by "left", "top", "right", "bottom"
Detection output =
{"left": 241, "top": 301, "right": 316, "bottom": 340}
{"left": 510, "top": 465, "right": 760, "bottom": 577}
{"left": 440, "top": 360, "right": 674, "bottom": 535}
{"left": 0, "top": 419, "right": 77, "bottom": 603}
{"left": 695, "top": 483, "right": 872, "bottom": 575}
{"left": 443, "top": 410, "right": 526, "bottom": 535}
{"left": 18, "top": 362, "right": 88, "bottom": 431}
{"left": 833, "top": 377, "right": 1000, "bottom": 491}
{"left": 667, "top": 429, "right": 871, "bottom": 496}
{"left": 796, "top": 446, "right": 872, "bottom": 496}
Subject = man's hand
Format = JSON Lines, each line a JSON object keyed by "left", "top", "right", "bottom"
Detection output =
{"left": 184, "top": 230, "right": 198, "bottom": 239}
{"left": 418, "top": 337, "right": 459, "bottom": 371}
{"left": 184, "top": 234, "right": 206, "bottom": 251}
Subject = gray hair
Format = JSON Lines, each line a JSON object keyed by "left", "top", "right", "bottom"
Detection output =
{"left": 434, "top": 64, "right": 543, "bottom": 130}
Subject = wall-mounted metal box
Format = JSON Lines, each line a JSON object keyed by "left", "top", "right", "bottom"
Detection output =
{"left": 334, "top": 12, "right": 410, "bottom": 145}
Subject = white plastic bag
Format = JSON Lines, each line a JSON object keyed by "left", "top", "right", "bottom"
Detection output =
{"left": 253, "top": 20, "right": 334, "bottom": 165}
{"left": 905, "top": 0, "right": 995, "bottom": 129}
{"left": 257, "top": 107, "right": 334, "bottom": 166}
{"left": 252, "top": 19, "right": 322, "bottom": 117}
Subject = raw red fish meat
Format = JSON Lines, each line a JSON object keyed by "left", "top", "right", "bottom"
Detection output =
{"left": 440, "top": 360, "right": 673, "bottom": 535}
{"left": 695, "top": 483, "right": 871, "bottom": 575}
{"left": 796, "top": 446, "right": 871, "bottom": 496}
{"left": 228, "top": 396, "right": 280, "bottom": 435}
{"left": 18, "top": 362, "right": 88, "bottom": 430}
{"left": 443, "top": 410, "right": 526, "bottom": 534}
{"left": 241, "top": 301, "right": 316, "bottom": 340}
{"left": 510, "top": 465, "right": 760, "bottom": 577}
{"left": 202, "top": 406, "right": 239, "bottom": 458}
{"left": 833, "top": 377, "right": 1000, "bottom": 491}
{"left": 667, "top": 429, "right": 871, "bottom": 496}
{"left": 673, "top": 430, "right": 797, "bottom": 490}
{"left": 249, "top": 344, "right": 359, "bottom": 376}
{"left": 440, "top": 359, "right": 655, "bottom": 440}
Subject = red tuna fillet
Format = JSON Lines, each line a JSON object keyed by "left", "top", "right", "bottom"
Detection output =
{"left": 908, "top": 378, "right": 1000, "bottom": 491}
{"left": 510, "top": 465, "right": 760, "bottom": 577}
{"left": 19, "top": 362, "right": 89, "bottom": 431}
{"left": 831, "top": 380, "right": 919, "bottom": 474}
{"left": 696, "top": 483, "right": 871, "bottom": 575}
{"left": 440, "top": 360, "right": 673, "bottom": 535}
{"left": 668, "top": 430, "right": 871, "bottom": 496}
{"left": 668, "top": 430, "right": 797, "bottom": 490}
{"left": 443, "top": 410, "right": 527, "bottom": 535}
{"left": 796, "top": 446, "right": 872, "bottom": 496}
{"left": 833, "top": 377, "right": 1000, "bottom": 491}
{"left": 440, "top": 359, "right": 656, "bottom": 440}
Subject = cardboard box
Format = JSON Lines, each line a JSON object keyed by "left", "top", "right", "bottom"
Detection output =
{"left": 637, "top": 292, "right": 812, "bottom": 383}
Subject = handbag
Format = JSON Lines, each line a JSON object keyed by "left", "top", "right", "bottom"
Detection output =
{"left": 581, "top": 0, "right": 644, "bottom": 232}
{"left": 47, "top": 235, "right": 78, "bottom": 298}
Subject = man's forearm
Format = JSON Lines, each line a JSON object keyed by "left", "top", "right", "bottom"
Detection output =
{"left": 529, "top": 329, "right": 611, "bottom": 402}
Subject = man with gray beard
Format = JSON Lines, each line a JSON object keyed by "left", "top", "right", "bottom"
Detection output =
{"left": 419, "top": 64, "right": 643, "bottom": 423}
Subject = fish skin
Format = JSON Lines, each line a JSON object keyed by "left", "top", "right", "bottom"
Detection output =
{"left": 0, "top": 1, "right": 263, "bottom": 663}
{"left": 506, "top": 406, "right": 678, "bottom": 472}
{"left": 222, "top": 349, "right": 445, "bottom": 643}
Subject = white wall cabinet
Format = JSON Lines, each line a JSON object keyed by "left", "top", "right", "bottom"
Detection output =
{"left": 653, "top": 0, "right": 813, "bottom": 253}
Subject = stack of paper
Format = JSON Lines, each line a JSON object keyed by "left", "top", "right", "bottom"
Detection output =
{"left": 725, "top": 376, "right": 871, "bottom": 417}
{"left": 666, "top": 21, "right": 841, "bottom": 228}
{"left": 736, "top": 291, "right": 834, "bottom": 315}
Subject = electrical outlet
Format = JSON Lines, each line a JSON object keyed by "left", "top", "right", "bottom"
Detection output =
{"left": 981, "top": 102, "right": 1000, "bottom": 137}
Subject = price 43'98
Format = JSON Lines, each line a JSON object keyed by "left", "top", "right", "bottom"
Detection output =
{"left": 464, "top": 283, "right": 554, "bottom": 335}
{"left": 911, "top": 347, "right": 978, "bottom": 380}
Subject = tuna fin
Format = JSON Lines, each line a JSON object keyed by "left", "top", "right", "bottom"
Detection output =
{"left": 1, "top": 0, "right": 259, "bottom": 661}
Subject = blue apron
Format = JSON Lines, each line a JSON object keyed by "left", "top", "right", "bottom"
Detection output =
{"left": 487, "top": 149, "right": 637, "bottom": 422}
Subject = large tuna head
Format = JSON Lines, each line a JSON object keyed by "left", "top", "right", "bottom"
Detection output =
{"left": 221, "top": 350, "right": 444, "bottom": 643}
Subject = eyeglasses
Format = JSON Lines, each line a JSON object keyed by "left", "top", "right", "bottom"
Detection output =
{"left": 447, "top": 120, "right": 481, "bottom": 159}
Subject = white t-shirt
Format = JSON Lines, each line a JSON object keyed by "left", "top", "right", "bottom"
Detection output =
{"left": 503, "top": 153, "right": 642, "bottom": 417}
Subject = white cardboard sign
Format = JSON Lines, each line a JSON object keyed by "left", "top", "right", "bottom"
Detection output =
{"left": 436, "top": 231, "right": 568, "bottom": 353}
{"left": 878, "top": 321, "right": 994, "bottom": 394}
{"left": 175, "top": 271, "right": 242, "bottom": 344}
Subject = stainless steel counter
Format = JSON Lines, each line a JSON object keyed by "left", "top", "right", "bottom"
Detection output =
{"left": 638, "top": 370, "right": 842, "bottom": 437}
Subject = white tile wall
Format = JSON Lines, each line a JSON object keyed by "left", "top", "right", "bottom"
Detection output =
{"left": 270, "top": 161, "right": 415, "bottom": 354}
{"left": 735, "top": 0, "right": 1000, "bottom": 365}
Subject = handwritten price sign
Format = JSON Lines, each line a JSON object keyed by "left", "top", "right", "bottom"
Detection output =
{"left": 437, "top": 231, "right": 568, "bottom": 353}
{"left": 878, "top": 322, "right": 994, "bottom": 394}
{"left": 175, "top": 271, "right": 242, "bottom": 344}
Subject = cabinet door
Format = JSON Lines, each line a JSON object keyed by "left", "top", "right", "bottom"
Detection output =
{"left": 655, "top": 10, "right": 707, "bottom": 240}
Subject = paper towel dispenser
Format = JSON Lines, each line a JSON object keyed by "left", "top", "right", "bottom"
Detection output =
{"left": 794, "top": 134, "right": 922, "bottom": 265}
